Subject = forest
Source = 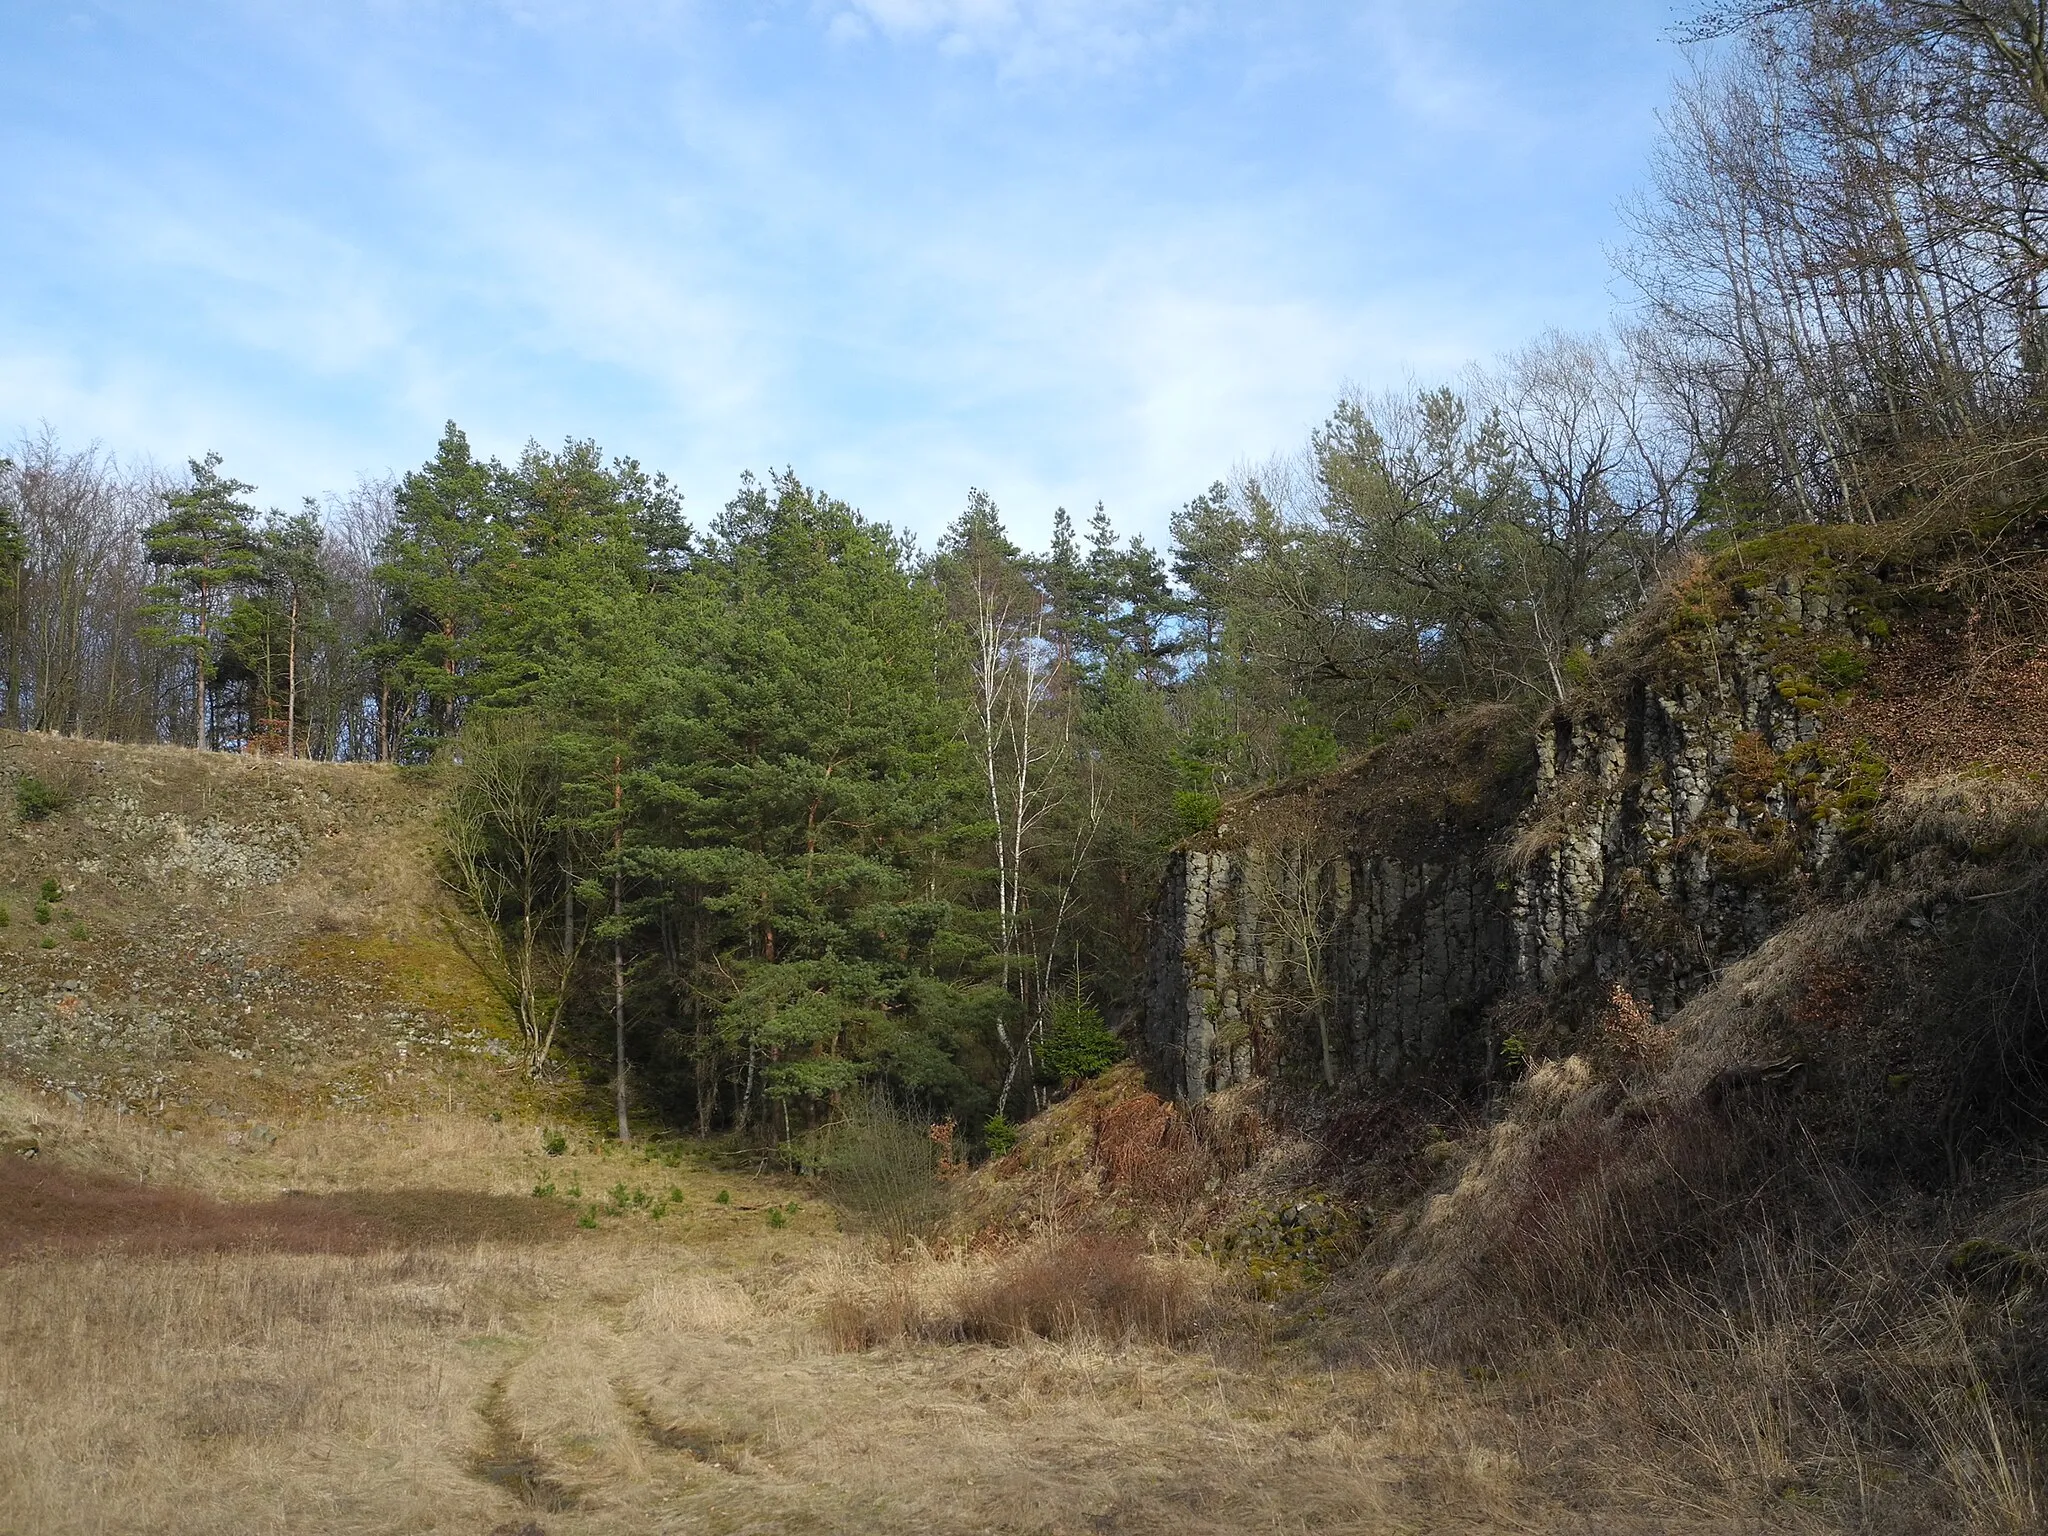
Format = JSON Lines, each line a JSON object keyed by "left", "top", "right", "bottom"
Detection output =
{"left": 7, "top": 0, "right": 2047, "bottom": 1146}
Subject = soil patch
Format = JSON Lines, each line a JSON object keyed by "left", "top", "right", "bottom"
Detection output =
{"left": 0, "top": 1159, "right": 576, "bottom": 1259}
{"left": 1838, "top": 636, "right": 2048, "bottom": 782}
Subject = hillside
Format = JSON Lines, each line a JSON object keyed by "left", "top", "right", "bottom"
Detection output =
{"left": 0, "top": 732, "right": 518, "bottom": 1149}
{"left": 0, "top": 733, "right": 1580, "bottom": 1536}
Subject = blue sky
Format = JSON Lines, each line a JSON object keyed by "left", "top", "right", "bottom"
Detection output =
{"left": 2, "top": 1, "right": 1690, "bottom": 549}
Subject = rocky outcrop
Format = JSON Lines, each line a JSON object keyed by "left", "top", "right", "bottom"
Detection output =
{"left": 1147, "top": 842, "right": 1515, "bottom": 1103}
{"left": 1144, "top": 568, "right": 1882, "bottom": 1105}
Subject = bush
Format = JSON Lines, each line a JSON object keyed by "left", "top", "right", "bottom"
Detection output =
{"left": 801, "top": 1088, "right": 944, "bottom": 1246}
{"left": 15, "top": 777, "right": 69, "bottom": 822}
{"left": 39, "top": 878, "right": 60, "bottom": 904}
{"left": 541, "top": 1129, "right": 567, "bottom": 1157}
{"left": 982, "top": 1113, "right": 1018, "bottom": 1158}
{"left": 1037, "top": 996, "right": 1123, "bottom": 1085}
{"left": 33, "top": 903, "right": 51, "bottom": 926}
{"left": 958, "top": 1237, "right": 1207, "bottom": 1345}
{"left": 1816, "top": 645, "right": 1869, "bottom": 689}
{"left": 1173, "top": 790, "right": 1221, "bottom": 836}
{"left": 820, "top": 1236, "right": 1224, "bottom": 1353}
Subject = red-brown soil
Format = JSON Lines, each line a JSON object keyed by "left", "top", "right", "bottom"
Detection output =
{"left": 0, "top": 1157, "right": 576, "bottom": 1260}
{"left": 1838, "top": 635, "right": 2048, "bottom": 781}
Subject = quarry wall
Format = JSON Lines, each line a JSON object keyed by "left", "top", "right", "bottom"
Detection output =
{"left": 1143, "top": 570, "right": 1879, "bottom": 1104}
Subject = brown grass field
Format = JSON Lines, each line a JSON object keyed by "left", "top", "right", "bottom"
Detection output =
{"left": 0, "top": 1084, "right": 1803, "bottom": 1536}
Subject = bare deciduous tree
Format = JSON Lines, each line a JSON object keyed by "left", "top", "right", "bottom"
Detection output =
{"left": 440, "top": 714, "right": 589, "bottom": 1075}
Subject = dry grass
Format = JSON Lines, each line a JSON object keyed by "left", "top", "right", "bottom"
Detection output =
{"left": 1347, "top": 1007, "right": 2048, "bottom": 1533}
{"left": 821, "top": 1235, "right": 1227, "bottom": 1352}
{"left": 1, "top": 1084, "right": 1776, "bottom": 1536}
{"left": 12, "top": 1063, "right": 2036, "bottom": 1532}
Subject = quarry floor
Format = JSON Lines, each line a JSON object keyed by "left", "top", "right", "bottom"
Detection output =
{"left": 0, "top": 1089, "right": 1763, "bottom": 1536}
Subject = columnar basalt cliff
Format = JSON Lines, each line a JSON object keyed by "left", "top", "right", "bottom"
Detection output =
{"left": 1144, "top": 555, "right": 1890, "bottom": 1107}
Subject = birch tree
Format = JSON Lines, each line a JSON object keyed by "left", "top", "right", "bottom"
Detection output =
{"left": 939, "top": 492, "right": 1068, "bottom": 1104}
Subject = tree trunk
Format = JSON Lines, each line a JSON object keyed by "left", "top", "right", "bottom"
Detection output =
{"left": 613, "top": 759, "right": 630, "bottom": 1143}
{"left": 286, "top": 589, "right": 298, "bottom": 757}
{"left": 193, "top": 582, "right": 208, "bottom": 750}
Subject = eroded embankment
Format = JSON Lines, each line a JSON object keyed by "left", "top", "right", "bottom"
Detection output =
{"left": 0, "top": 731, "right": 528, "bottom": 1141}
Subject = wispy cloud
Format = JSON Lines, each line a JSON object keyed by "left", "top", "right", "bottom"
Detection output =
{"left": 0, "top": 1, "right": 1675, "bottom": 544}
{"left": 823, "top": 0, "right": 1208, "bottom": 77}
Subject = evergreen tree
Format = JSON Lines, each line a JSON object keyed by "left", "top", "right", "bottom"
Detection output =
{"left": 377, "top": 423, "right": 502, "bottom": 755}
{"left": 635, "top": 473, "right": 998, "bottom": 1137}
{"left": 493, "top": 438, "right": 681, "bottom": 1140}
{"left": 141, "top": 453, "right": 263, "bottom": 750}
{"left": 0, "top": 458, "right": 22, "bottom": 573}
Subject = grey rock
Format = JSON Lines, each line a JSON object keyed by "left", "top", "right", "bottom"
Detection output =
{"left": 1145, "top": 581, "right": 1840, "bottom": 1104}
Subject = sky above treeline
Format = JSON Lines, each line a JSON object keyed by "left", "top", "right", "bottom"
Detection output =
{"left": 3, "top": 1, "right": 1691, "bottom": 548}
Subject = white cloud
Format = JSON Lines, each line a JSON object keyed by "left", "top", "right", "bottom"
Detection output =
{"left": 1, "top": 1, "right": 1658, "bottom": 552}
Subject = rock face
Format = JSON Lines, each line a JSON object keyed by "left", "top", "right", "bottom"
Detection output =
{"left": 1143, "top": 572, "right": 1874, "bottom": 1105}
{"left": 1147, "top": 842, "right": 1515, "bottom": 1103}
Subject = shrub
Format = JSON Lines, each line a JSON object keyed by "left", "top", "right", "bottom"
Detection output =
{"left": 541, "top": 1128, "right": 567, "bottom": 1157}
{"left": 982, "top": 1112, "right": 1018, "bottom": 1158}
{"left": 801, "top": 1088, "right": 944, "bottom": 1246}
{"left": 958, "top": 1237, "right": 1207, "bottom": 1345}
{"left": 822, "top": 1282, "right": 929, "bottom": 1352}
{"left": 715, "top": 1188, "right": 730, "bottom": 1205}
{"left": 39, "top": 878, "right": 60, "bottom": 904}
{"left": 1092, "top": 1090, "right": 1211, "bottom": 1205}
{"left": 1037, "top": 996, "right": 1123, "bottom": 1084}
{"left": 68, "top": 923, "right": 86, "bottom": 941}
{"left": 1816, "top": 645, "right": 1869, "bottom": 689}
{"left": 0, "top": 904, "right": 9, "bottom": 928}
{"left": 1281, "top": 718, "right": 1342, "bottom": 772}
{"left": 34, "top": 903, "right": 51, "bottom": 926}
{"left": 766, "top": 1208, "right": 787, "bottom": 1229}
{"left": 15, "top": 777, "right": 68, "bottom": 822}
{"left": 1173, "top": 790, "right": 1221, "bottom": 836}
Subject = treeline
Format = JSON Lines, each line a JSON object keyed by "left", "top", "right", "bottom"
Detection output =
{"left": 7, "top": 0, "right": 2043, "bottom": 1138}
{"left": 0, "top": 375, "right": 1696, "bottom": 1139}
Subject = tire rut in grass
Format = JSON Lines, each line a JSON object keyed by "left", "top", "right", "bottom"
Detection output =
{"left": 617, "top": 1385, "right": 754, "bottom": 1471}
{"left": 469, "top": 1377, "right": 578, "bottom": 1512}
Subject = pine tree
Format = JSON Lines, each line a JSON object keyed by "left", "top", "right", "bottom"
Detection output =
{"left": 634, "top": 473, "right": 997, "bottom": 1137}
{"left": 377, "top": 423, "right": 502, "bottom": 754}
{"left": 141, "top": 454, "right": 263, "bottom": 750}
{"left": 0, "top": 458, "right": 22, "bottom": 574}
